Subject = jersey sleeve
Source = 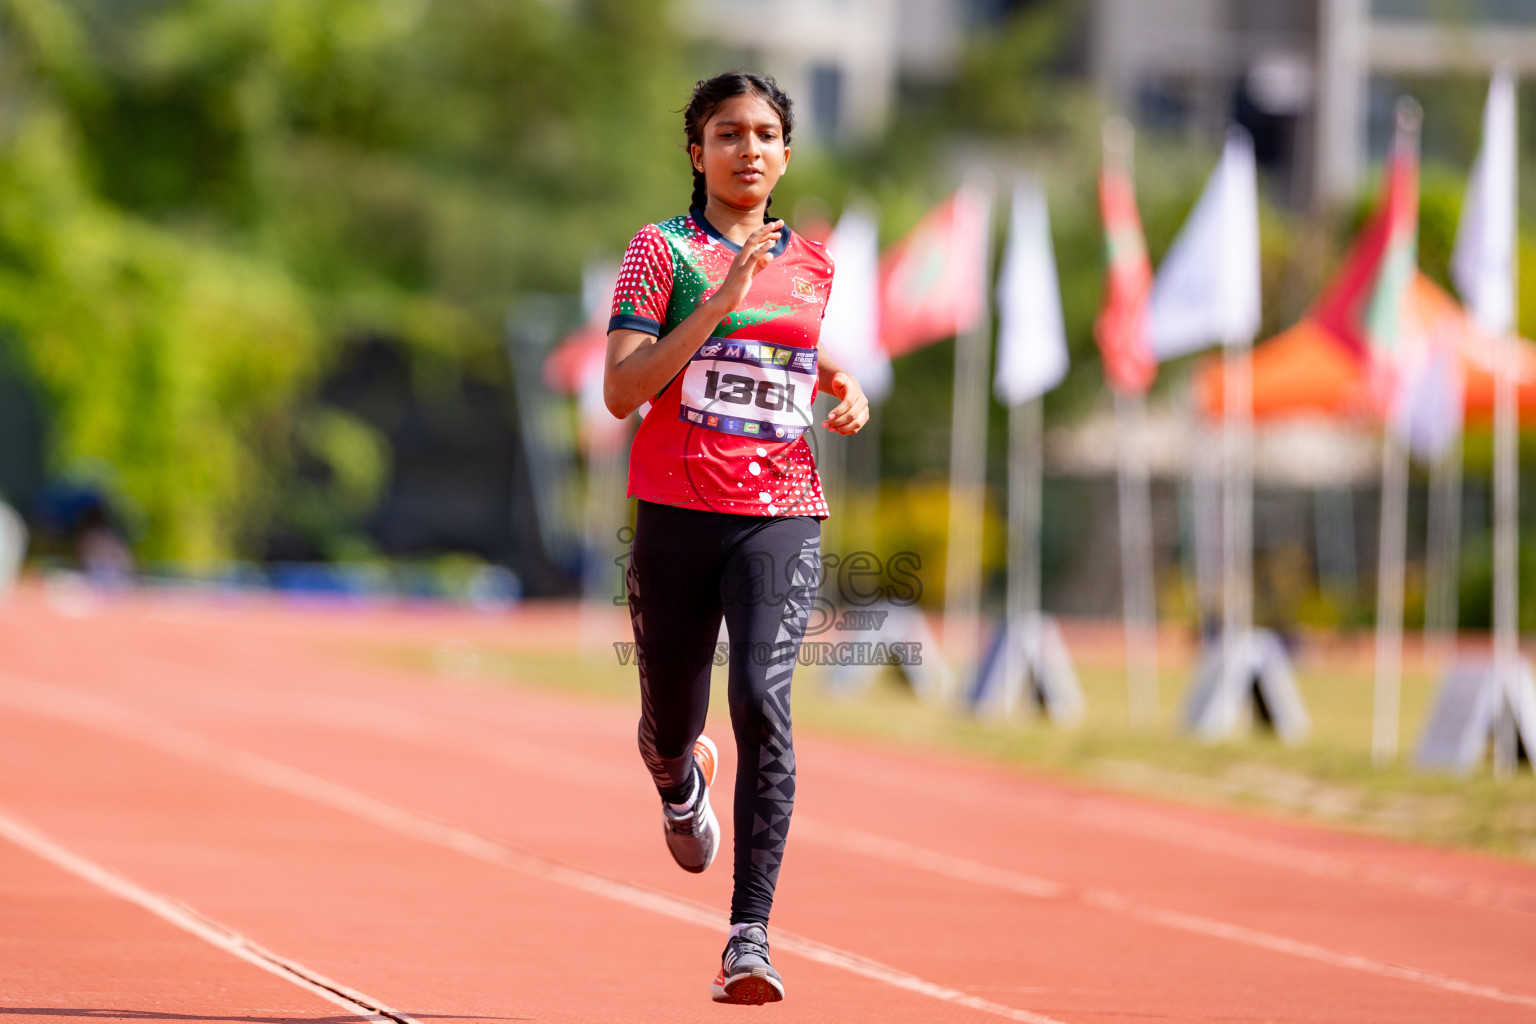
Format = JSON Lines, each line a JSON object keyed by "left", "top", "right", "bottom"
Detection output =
{"left": 608, "top": 225, "right": 674, "bottom": 336}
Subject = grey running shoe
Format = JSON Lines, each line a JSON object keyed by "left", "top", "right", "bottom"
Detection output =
{"left": 662, "top": 735, "right": 719, "bottom": 873}
{"left": 711, "top": 923, "right": 785, "bottom": 1004}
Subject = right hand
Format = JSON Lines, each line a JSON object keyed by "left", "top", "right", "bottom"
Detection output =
{"left": 710, "top": 219, "right": 783, "bottom": 315}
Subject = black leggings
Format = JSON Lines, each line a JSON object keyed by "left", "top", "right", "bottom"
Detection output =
{"left": 626, "top": 499, "right": 821, "bottom": 924}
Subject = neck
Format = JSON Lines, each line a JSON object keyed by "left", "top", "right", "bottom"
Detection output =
{"left": 701, "top": 196, "right": 768, "bottom": 246}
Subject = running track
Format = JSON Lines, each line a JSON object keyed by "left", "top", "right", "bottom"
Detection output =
{"left": 1, "top": 588, "right": 1534, "bottom": 1023}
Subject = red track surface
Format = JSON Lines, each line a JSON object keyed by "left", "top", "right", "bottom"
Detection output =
{"left": 2, "top": 587, "right": 1534, "bottom": 1023}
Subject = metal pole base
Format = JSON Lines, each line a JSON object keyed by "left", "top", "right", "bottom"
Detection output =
{"left": 824, "top": 600, "right": 954, "bottom": 704}
{"left": 1417, "top": 656, "right": 1536, "bottom": 775}
{"left": 1182, "top": 628, "right": 1310, "bottom": 743}
{"left": 967, "top": 613, "right": 1085, "bottom": 724}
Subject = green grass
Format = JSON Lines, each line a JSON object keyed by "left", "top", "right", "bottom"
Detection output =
{"left": 375, "top": 631, "right": 1536, "bottom": 863}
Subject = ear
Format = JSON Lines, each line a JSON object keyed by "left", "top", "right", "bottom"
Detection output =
{"left": 781, "top": 145, "right": 791, "bottom": 174}
{"left": 689, "top": 142, "right": 704, "bottom": 175}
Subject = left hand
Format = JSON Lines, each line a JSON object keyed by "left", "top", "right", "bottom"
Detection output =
{"left": 821, "top": 371, "right": 869, "bottom": 435}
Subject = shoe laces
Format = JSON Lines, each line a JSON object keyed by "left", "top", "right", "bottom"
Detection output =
{"left": 665, "top": 805, "right": 699, "bottom": 835}
{"left": 725, "top": 927, "right": 770, "bottom": 970}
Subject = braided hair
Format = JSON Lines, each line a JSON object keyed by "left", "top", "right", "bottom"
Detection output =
{"left": 683, "top": 72, "right": 794, "bottom": 222}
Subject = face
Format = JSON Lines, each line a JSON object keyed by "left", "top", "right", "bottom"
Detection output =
{"left": 690, "top": 92, "right": 790, "bottom": 212}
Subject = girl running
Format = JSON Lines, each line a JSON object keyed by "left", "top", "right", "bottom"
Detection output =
{"left": 603, "top": 71, "right": 869, "bottom": 1004}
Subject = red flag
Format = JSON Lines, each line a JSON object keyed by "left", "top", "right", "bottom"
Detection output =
{"left": 543, "top": 266, "right": 631, "bottom": 453}
{"left": 1312, "top": 115, "right": 1420, "bottom": 364}
{"left": 878, "top": 188, "right": 989, "bottom": 357}
{"left": 543, "top": 318, "right": 607, "bottom": 394}
{"left": 1094, "top": 152, "right": 1156, "bottom": 394}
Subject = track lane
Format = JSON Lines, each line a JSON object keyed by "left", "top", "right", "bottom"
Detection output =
{"left": 16, "top": 624, "right": 1532, "bottom": 1002}
{"left": 4, "top": 670, "right": 1534, "bottom": 1024}
{"left": 0, "top": 687, "right": 1073, "bottom": 1023}
{"left": 0, "top": 811, "right": 377, "bottom": 1024}
{"left": 4, "top": 591, "right": 1536, "bottom": 1022}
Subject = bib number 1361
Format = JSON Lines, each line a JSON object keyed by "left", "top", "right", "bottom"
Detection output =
{"left": 702, "top": 369, "right": 796, "bottom": 413}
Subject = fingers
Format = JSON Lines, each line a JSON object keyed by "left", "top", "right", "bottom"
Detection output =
{"left": 742, "top": 221, "right": 782, "bottom": 256}
{"left": 822, "top": 394, "right": 870, "bottom": 434}
{"left": 747, "top": 219, "right": 785, "bottom": 244}
{"left": 717, "top": 220, "right": 784, "bottom": 309}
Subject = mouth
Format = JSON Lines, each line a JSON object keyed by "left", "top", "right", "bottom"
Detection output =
{"left": 734, "top": 168, "right": 764, "bottom": 183}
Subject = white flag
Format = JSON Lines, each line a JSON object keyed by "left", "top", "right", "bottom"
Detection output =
{"left": 821, "top": 203, "right": 893, "bottom": 402}
{"left": 994, "top": 180, "right": 1069, "bottom": 405}
{"left": 1148, "top": 128, "right": 1262, "bottom": 359}
{"left": 1452, "top": 67, "right": 1517, "bottom": 338}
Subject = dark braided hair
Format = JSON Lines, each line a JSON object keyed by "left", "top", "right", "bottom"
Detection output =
{"left": 684, "top": 72, "right": 794, "bottom": 222}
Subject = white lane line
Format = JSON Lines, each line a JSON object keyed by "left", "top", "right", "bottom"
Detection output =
{"left": 795, "top": 819, "right": 1536, "bottom": 1011}
{"left": 72, "top": 630, "right": 1536, "bottom": 919}
{"left": 1069, "top": 802, "right": 1536, "bottom": 917}
{"left": 15, "top": 673, "right": 1536, "bottom": 1016}
{"left": 202, "top": 664, "right": 1536, "bottom": 919}
{"left": 0, "top": 807, "right": 418, "bottom": 1024}
{"left": 803, "top": 744, "right": 1536, "bottom": 919}
{"left": 29, "top": 667, "right": 1536, "bottom": 1015}
{"left": 0, "top": 676, "right": 1068, "bottom": 1024}
{"left": 793, "top": 818, "right": 1068, "bottom": 899}
{"left": 1084, "top": 890, "right": 1536, "bottom": 1009}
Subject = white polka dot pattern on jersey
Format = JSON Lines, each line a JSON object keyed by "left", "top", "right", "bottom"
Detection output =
{"left": 610, "top": 226, "right": 674, "bottom": 326}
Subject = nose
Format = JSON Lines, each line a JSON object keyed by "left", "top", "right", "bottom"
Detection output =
{"left": 741, "top": 131, "right": 761, "bottom": 159}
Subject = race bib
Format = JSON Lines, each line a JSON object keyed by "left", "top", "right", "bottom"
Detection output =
{"left": 678, "top": 338, "right": 817, "bottom": 441}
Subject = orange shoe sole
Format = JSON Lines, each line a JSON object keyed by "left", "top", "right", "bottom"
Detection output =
{"left": 711, "top": 969, "right": 785, "bottom": 1004}
{"left": 693, "top": 734, "right": 718, "bottom": 790}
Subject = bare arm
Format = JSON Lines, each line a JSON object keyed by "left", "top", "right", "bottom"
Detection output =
{"left": 604, "top": 219, "right": 784, "bottom": 419}
{"left": 816, "top": 347, "right": 870, "bottom": 435}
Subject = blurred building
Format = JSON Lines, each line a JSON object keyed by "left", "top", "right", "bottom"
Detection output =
{"left": 1090, "top": 0, "right": 1536, "bottom": 209}
{"left": 683, "top": 0, "right": 974, "bottom": 142}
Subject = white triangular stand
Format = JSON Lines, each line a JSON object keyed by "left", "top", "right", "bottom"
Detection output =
{"left": 1417, "top": 657, "right": 1536, "bottom": 773}
{"left": 1183, "top": 628, "right": 1309, "bottom": 743}
{"left": 824, "top": 600, "right": 952, "bottom": 703}
{"left": 967, "top": 613, "right": 1084, "bottom": 723}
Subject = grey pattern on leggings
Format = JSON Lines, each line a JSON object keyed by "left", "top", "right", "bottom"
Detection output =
{"left": 625, "top": 500, "right": 822, "bottom": 925}
{"left": 745, "top": 531, "right": 819, "bottom": 902}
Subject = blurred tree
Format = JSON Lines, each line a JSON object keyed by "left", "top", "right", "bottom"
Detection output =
{"left": 0, "top": 0, "right": 693, "bottom": 564}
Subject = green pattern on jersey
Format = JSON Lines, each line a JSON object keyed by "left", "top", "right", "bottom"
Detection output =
{"left": 644, "top": 215, "right": 794, "bottom": 339}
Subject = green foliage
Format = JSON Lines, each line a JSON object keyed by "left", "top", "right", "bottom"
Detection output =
{"left": 0, "top": 102, "right": 319, "bottom": 563}
{"left": 945, "top": 3, "right": 1082, "bottom": 141}
{"left": 2, "top": 0, "right": 1531, "bottom": 580}
{"left": 0, "top": 0, "right": 694, "bottom": 563}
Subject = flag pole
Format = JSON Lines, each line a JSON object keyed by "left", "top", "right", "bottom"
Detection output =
{"left": 1004, "top": 394, "right": 1045, "bottom": 716}
{"left": 1221, "top": 311, "right": 1254, "bottom": 724}
{"left": 1423, "top": 426, "right": 1463, "bottom": 669}
{"left": 942, "top": 178, "right": 994, "bottom": 695}
{"left": 1103, "top": 120, "right": 1158, "bottom": 727}
{"left": 1115, "top": 389, "right": 1158, "bottom": 726}
{"left": 1370, "top": 98, "right": 1421, "bottom": 766}
{"left": 1492, "top": 76, "right": 1521, "bottom": 779}
{"left": 1372, "top": 425, "right": 1410, "bottom": 764}
{"left": 1221, "top": 128, "right": 1258, "bottom": 721}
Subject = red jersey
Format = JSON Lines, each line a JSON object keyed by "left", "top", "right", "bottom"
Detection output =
{"left": 609, "top": 209, "right": 833, "bottom": 518}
